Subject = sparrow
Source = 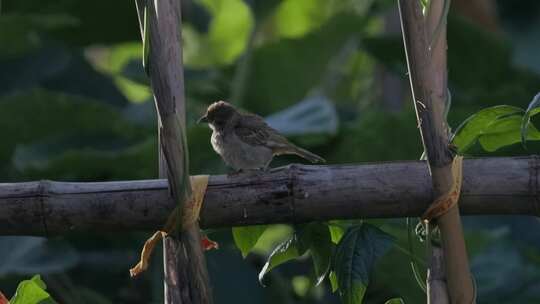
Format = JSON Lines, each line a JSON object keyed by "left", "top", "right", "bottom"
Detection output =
{"left": 198, "top": 101, "right": 325, "bottom": 172}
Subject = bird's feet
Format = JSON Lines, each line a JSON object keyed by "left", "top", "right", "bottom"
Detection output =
{"left": 226, "top": 168, "right": 266, "bottom": 179}
{"left": 227, "top": 169, "right": 244, "bottom": 178}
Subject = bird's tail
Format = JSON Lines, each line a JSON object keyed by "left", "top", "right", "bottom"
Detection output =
{"left": 291, "top": 146, "right": 326, "bottom": 164}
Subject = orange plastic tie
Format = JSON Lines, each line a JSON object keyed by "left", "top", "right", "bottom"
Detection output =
{"left": 422, "top": 155, "right": 463, "bottom": 222}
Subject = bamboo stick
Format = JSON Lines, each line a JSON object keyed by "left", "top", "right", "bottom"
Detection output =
{"left": 1, "top": 157, "right": 538, "bottom": 236}
{"left": 134, "top": 0, "right": 212, "bottom": 303}
{"left": 397, "top": 1, "right": 474, "bottom": 303}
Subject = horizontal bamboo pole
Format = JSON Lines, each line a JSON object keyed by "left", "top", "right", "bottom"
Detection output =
{"left": 0, "top": 156, "right": 538, "bottom": 236}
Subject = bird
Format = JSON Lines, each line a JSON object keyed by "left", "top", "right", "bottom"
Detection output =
{"left": 197, "top": 101, "right": 325, "bottom": 172}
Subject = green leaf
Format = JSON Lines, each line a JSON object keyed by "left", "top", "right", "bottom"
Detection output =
{"left": 258, "top": 223, "right": 333, "bottom": 285}
{"left": 273, "top": 0, "right": 337, "bottom": 38}
{"left": 385, "top": 298, "right": 405, "bottom": 304}
{"left": 232, "top": 225, "right": 268, "bottom": 258}
{"left": 10, "top": 275, "right": 57, "bottom": 304}
{"left": 184, "top": 0, "right": 254, "bottom": 67}
{"left": 301, "top": 223, "right": 333, "bottom": 286}
{"left": 329, "top": 224, "right": 345, "bottom": 244}
{"left": 0, "top": 89, "right": 152, "bottom": 179}
{"left": 258, "top": 234, "right": 305, "bottom": 284}
{"left": 478, "top": 115, "right": 540, "bottom": 152}
{"left": 333, "top": 224, "right": 395, "bottom": 304}
{"left": 342, "top": 281, "right": 367, "bottom": 304}
{"left": 329, "top": 271, "right": 339, "bottom": 293}
{"left": 244, "top": 12, "right": 368, "bottom": 115}
{"left": 521, "top": 92, "right": 540, "bottom": 148}
{"left": 451, "top": 105, "right": 523, "bottom": 153}
{"left": 292, "top": 276, "right": 310, "bottom": 297}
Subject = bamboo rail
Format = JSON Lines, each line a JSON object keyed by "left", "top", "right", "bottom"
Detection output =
{"left": 1, "top": 156, "right": 538, "bottom": 236}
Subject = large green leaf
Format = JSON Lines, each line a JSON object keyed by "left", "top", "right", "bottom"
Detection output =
{"left": 257, "top": 223, "right": 333, "bottom": 286}
{"left": 521, "top": 92, "right": 540, "bottom": 148}
{"left": 385, "top": 298, "right": 405, "bottom": 304}
{"left": 451, "top": 105, "right": 523, "bottom": 153}
{"left": 232, "top": 225, "right": 268, "bottom": 258}
{"left": 478, "top": 115, "right": 540, "bottom": 152}
{"left": 0, "top": 89, "right": 153, "bottom": 179}
{"left": 302, "top": 223, "right": 333, "bottom": 286}
{"left": 182, "top": 0, "right": 254, "bottom": 68}
{"left": 10, "top": 275, "right": 57, "bottom": 304}
{"left": 273, "top": 0, "right": 338, "bottom": 38}
{"left": 245, "top": 12, "right": 368, "bottom": 115}
{"left": 1, "top": 46, "right": 129, "bottom": 106}
{"left": 333, "top": 224, "right": 394, "bottom": 304}
{"left": 258, "top": 234, "right": 305, "bottom": 284}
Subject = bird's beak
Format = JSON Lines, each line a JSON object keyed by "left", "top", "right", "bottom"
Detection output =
{"left": 197, "top": 115, "right": 208, "bottom": 124}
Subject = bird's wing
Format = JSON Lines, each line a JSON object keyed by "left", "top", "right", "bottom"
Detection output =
{"left": 234, "top": 114, "right": 291, "bottom": 149}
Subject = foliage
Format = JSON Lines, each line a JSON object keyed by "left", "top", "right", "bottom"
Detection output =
{"left": 452, "top": 93, "right": 540, "bottom": 153}
{"left": 233, "top": 225, "right": 268, "bottom": 258}
{"left": 249, "top": 222, "right": 395, "bottom": 303}
{"left": 333, "top": 224, "right": 394, "bottom": 304}
{"left": 10, "top": 275, "right": 57, "bottom": 304}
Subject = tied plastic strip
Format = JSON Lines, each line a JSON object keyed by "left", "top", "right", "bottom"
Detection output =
{"left": 420, "top": 155, "right": 476, "bottom": 304}
{"left": 130, "top": 175, "right": 216, "bottom": 278}
{"left": 422, "top": 155, "right": 463, "bottom": 222}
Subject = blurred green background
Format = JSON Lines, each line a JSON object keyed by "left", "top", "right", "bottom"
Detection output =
{"left": 1, "top": 0, "right": 540, "bottom": 303}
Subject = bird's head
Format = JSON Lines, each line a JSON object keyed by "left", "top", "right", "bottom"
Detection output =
{"left": 197, "top": 101, "right": 239, "bottom": 129}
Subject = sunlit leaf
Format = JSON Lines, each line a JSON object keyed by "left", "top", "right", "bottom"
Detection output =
{"left": 451, "top": 105, "right": 523, "bottom": 153}
{"left": 272, "top": 0, "right": 374, "bottom": 39}
{"left": 251, "top": 224, "right": 294, "bottom": 254}
{"left": 329, "top": 224, "right": 345, "bottom": 244}
{"left": 273, "top": 0, "right": 337, "bottom": 38}
{"left": 194, "top": 0, "right": 254, "bottom": 66}
{"left": 329, "top": 271, "right": 339, "bottom": 293}
{"left": 478, "top": 115, "right": 540, "bottom": 152}
{"left": 232, "top": 225, "right": 268, "bottom": 258}
{"left": 292, "top": 276, "right": 310, "bottom": 297}
{"left": 521, "top": 92, "right": 540, "bottom": 148}
{"left": 10, "top": 275, "right": 57, "bottom": 304}
{"left": 333, "top": 224, "right": 394, "bottom": 304}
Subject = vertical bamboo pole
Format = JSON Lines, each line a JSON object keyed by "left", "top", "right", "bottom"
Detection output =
{"left": 135, "top": 0, "right": 212, "bottom": 303}
{"left": 397, "top": 1, "right": 474, "bottom": 303}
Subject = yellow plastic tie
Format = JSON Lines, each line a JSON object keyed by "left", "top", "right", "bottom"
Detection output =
{"left": 129, "top": 175, "right": 209, "bottom": 277}
{"left": 422, "top": 155, "right": 463, "bottom": 222}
